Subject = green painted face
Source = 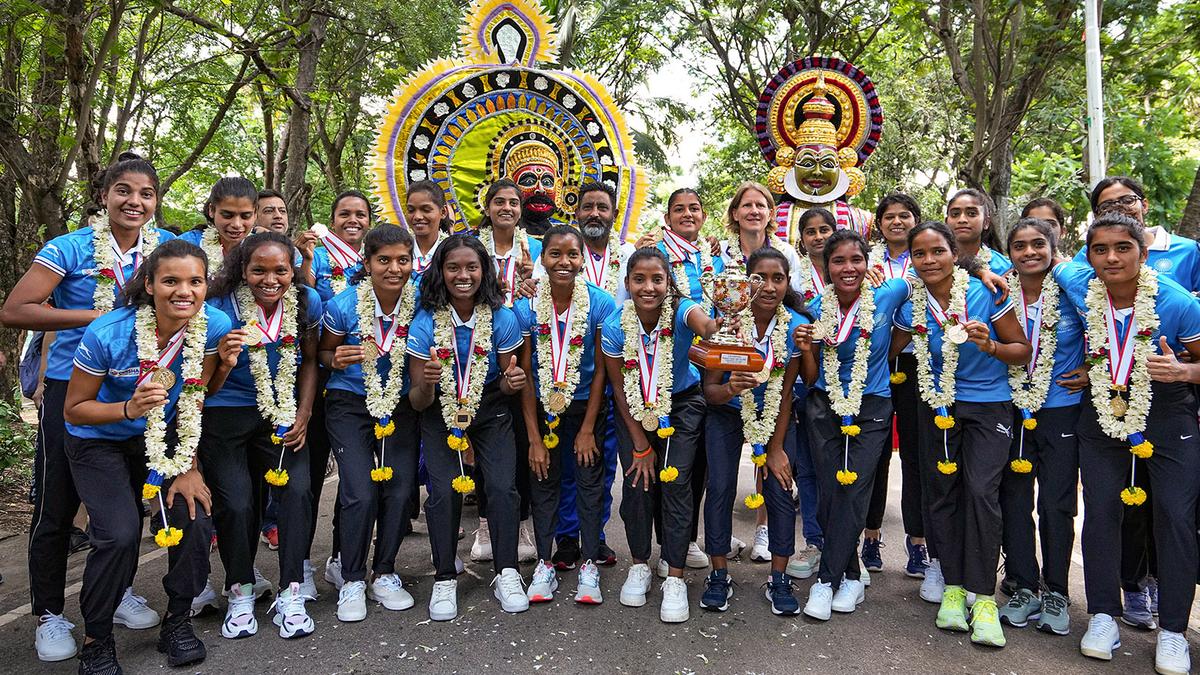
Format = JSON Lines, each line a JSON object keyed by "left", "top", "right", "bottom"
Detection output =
{"left": 791, "top": 146, "right": 841, "bottom": 197}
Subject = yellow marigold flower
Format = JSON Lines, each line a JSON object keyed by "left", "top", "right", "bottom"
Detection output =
{"left": 1022, "top": 418, "right": 1037, "bottom": 431}
{"left": 836, "top": 469, "right": 858, "bottom": 485}
{"left": 375, "top": 420, "right": 395, "bottom": 439}
{"left": 154, "top": 527, "right": 183, "bottom": 548}
{"left": 889, "top": 372, "right": 907, "bottom": 384}
{"left": 452, "top": 475, "right": 476, "bottom": 494}
{"left": 659, "top": 465, "right": 679, "bottom": 482}
{"left": 543, "top": 433, "right": 559, "bottom": 449}
{"left": 1130, "top": 441, "right": 1154, "bottom": 459}
{"left": 448, "top": 434, "right": 469, "bottom": 451}
{"left": 840, "top": 424, "right": 861, "bottom": 437}
{"left": 1120, "top": 486, "right": 1147, "bottom": 506}
{"left": 270, "top": 434, "right": 284, "bottom": 445}
{"left": 142, "top": 483, "right": 161, "bottom": 500}
{"left": 934, "top": 415, "right": 956, "bottom": 430}
{"left": 547, "top": 417, "right": 560, "bottom": 430}
{"left": 743, "top": 493, "right": 765, "bottom": 509}
{"left": 657, "top": 425, "right": 675, "bottom": 439}
{"left": 265, "top": 468, "right": 290, "bottom": 486}
{"left": 937, "top": 460, "right": 958, "bottom": 475}
{"left": 751, "top": 453, "right": 767, "bottom": 467}
{"left": 1009, "top": 458, "right": 1033, "bottom": 474}
{"left": 371, "top": 467, "right": 393, "bottom": 482}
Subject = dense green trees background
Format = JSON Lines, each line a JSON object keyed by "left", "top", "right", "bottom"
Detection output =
{"left": 0, "top": 0, "right": 1198, "bottom": 399}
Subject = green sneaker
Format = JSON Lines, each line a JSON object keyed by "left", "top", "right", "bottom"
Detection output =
{"left": 1035, "top": 590, "right": 1071, "bottom": 635}
{"left": 971, "top": 597, "right": 1007, "bottom": 647}
{"left": 936, "top": 585, "right": 969, "bottom": 632}
{"left": 998, "top": 588, "right": 1041, "bottom": 627}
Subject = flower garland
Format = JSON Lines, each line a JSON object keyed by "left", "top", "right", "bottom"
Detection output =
{"left": 434, "top": 304, "right": 493, "bottom": 444}
{"left": 815, "top": 281, "right": 875, "bottom": 485}
{"left": 90, "top": 214, "right": 159, "bottom": 313}
{"left": 721, "top": 235, "right": 788, "bottom": 276}
{"left": 975, "top": 246, "right": 993, "bottom": 269}
{"left": 236, "top": 285, "right": 300, "bottom": 485}
{"left": 1006, "top": 271, "right": 1061, "bottom": 473}
{"left": 359, "top": 277, "right": 418, "bottom": 482}
{"left": 795, "top": 254, "right": 823, "bottom": 302}
{"left": 583, "top": 237, "right": 622, "bottom": 296}
{"left": 200, "top": 229, "right": 229, "bottom": 277}
{"left": 480, "top": 225, "right": 531, "bottom": 305}
{"left": 533, "top": 280, "right": 590, "bottom": 449}
{"left": 136, "top": 304, "right": 207, "bottom": 547}
{"left": 330, "top": 266, "right": 348, "bottom": 295}
{"left": 663, "top": 231, "right": 715, "bottom": 314}
{"left": 910, "top": 268, "right": 970, "bottom": 475}
{"left": 1084, "top": 268, "right": 1158, "bottom": 506}
{"left": 619, "top": 297, "right": 678, "bottom": 481}
{"left": 738, "top": 303, "right": 789, "bottom": 506}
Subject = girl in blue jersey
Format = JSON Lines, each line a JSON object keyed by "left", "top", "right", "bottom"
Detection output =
{"left": 1052, "top": 213, "right": 1200, "bottom": 674}
{"left": 946, "top": 188, "right": 1012, "bottom": 275}
{"left": 180, "top": 177, "right": 257, "bottom": 277}
{"left": 200, "top": 232, "right": 322, "bottom": 639}
{"left": 514, "top": 225, "right": 616, "bottom": 604}
{"left": 317, "top": 225, "right": 421, "bottom": 624}
{"left": 700, "top": 248, "right": 809, "bottom": 616}
{"left": 0, "top": 154, "right": 175, "bottom": 663}
{"left": 798, "top": 230, "right": 911, "bottom": 622}
{"left": 407, "top": 235, "right": 528, "bottom": 621}
{"left": 891, "top": 221, "right": 1030, "bottom": 648}
{"left": 995, "top": 218, "right": 1087, "bottom": 635}
{"left": 406, "top": 180, "right": 452, "bottom": 284}
{"left": 62, "top": 240, "right": 232, "bottom": 673}
{"left": 304, "top": 190, "right": 372, "bottom": 301}
{"left": 601, "top": 248, "right": 721, "bottom": 624}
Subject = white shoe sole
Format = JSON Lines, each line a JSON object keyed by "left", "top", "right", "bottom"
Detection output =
{"left": 527, "top": 581, "right": 558, "bottom": 603}
{"left": 804, "top": 604, "right": 832, "bottom": 621}
{"left": 1080, "top": 640, "right": 1119, "bottom": 660}
{"left": 832, "top": 592, "right": 864, "bottom": 613}
{"left": 221, "top": 620, "right": 258, "bottom": 639}
{"left": 749, "top": 550, "right": 770, "bottom": 563}
{"left": 575, "top": 588, "right": 603, "bottom": 605}
{"left": 660, "top": 607, "right": 689, "bottom": 623}
{"left": 36, "top": 644, "right": 78, "bottom": 663}
{"left": 369, "top": 589, "right": 415, "bottom": 611}
{"left": 337, "top": 605, "right": 367, "bottom": 622}
{"left": 429, "top": 605, "right": 457, "bottom": 621}
{"left": 1154, "top": 659, "right": 1189, "bottom": 675}
{"left": 273, "top": 613, "right": 315, "bottom": 639}
{"left": 786, "top": 564, "right": 817, "bottom": 580}
{"left": 620, "top": 589, "right": 648, "bottom": 607}
{"left": 113, "top": 613, "right": 160, "bottom": 630}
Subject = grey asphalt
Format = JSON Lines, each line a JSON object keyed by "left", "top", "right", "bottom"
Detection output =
{"left": 0, "top": 452, "right": 1194, "bottom": 674}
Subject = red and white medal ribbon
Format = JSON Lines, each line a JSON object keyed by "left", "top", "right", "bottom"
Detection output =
{"left": 374, "top": 296, "right": 403, "bottom": 355}
{"left": 413, "top": 236, "right": 440, "bottom": 274}
{"left": 108, "top": 240, "right": 140, "bottom": 294}
{"left": 255, "top": 301, "right": 284, "bottom": 343}
{"left": 495, "top": 254, "right": 516, "bottom": 306}
{"left": 636, "top": 326, "right": 662, "bottom": 406}
{"left": 1105, "top": 294, "right": 1137, "bottom": 388}
{"left": 883, "top": 252, "right": 909, "bottom": 280}
{"left": 320, "top": 231, "right": 361, "bottom": 270}
{"left": 754, "top": 315, "right": 778, "bottom": 362}
{"left": 548, "top": 308, "right": 573, "bottom": 384}
{"left": 926, "top": 295, "right": 965, "bottom": 330}
{"left": 452, "top": 324, "right": 477, "bottom": 402}
{"left": 810, "top": 265, "right": 826, "bottom": 295}
{"left": 826, "top": 298, "right": 860, "bottom": 346}
{"left": 584, "top": 245, "right": 609, "bottom": 287}
{"left": 136, "top": 326, "right": 187, "bottom": 385}
{"left": 662, "top": 228, "right": 699, "bottom": 264}
{"left": 1023, "top": 295, "right": 1044, "bottom": 377}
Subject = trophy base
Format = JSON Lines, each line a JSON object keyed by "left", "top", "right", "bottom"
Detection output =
{"left": 688, "top": 341, "right": 766, "bottom": 372}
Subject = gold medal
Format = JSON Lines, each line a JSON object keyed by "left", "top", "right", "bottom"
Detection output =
{"left": 945, "top": 323, "right": 969, "bottom": 345}
{"left": 150, "top": 367, "right": 176, "bottom": 390}
{"left": 754, "top": 361, "right": 772, "bottom": 384}
{"left": 641, "top": 415, "right": 658, "bottom": 432}
{"left": 810, "top": 322, "right": 827, "bottom": 343}
{"left": 1110, "top": 394, "right": 1128, "bottom": 418}
{"left": 360, "top": 339, "right": 379, "bottom": 361}
{"left": 454, "top": 409, "right": 474, "bottom": 430}
{"left": 548, "top": 389, "right": 569, "bottom": 414}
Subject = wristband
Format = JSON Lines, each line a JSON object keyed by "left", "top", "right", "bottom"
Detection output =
{"left": 123, "top": 400, "right": 133, "bottom": 420}
{"left": 632, "top": 446, "right": 652, "bottom": 459}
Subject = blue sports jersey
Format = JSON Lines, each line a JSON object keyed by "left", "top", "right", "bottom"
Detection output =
{"left": 717, "top": 306, "right": 810, "bottom": 411}
{"left": 1053, "top": 262, "right": 1200, "bottom": 355}
{"left": 656, "top": 239, "right": 726, "bottom": 304}
{"left": 33, "top": 226, "right": 177, "bottom": 381}
{"left": 1072, "top": 227, "right": 1200, "bottom": 293}
{"left": 405, "top": 304, "right": 523, "bottom": 388}
{"left": 68, "top": 305, "right": 230, "bottom": 440}
{"left": 513, "top": 283, "right": 617, "bottom": 400}
{"left": 1012, "top": 281, "right": 1085, "bottom": 409}
{"left": 205, "top": 286, "right": 322, "bottom": 407}
{"left": 814, "top": 278, "right": 911, "bottom": 398}
{"left": 895, "top": 276, "right": 1015, "bottom": 403}
{"left": 981, "top": 246, "right": 1013, "bottom": 275}
{"left": 323, "top": 285, "right": 424, "bottom": 397}
{"left": 311, "top": 246, "right": 364, "bottom": 302}
{"left": 601, "top": 297, "right": 703, "bottom": 393}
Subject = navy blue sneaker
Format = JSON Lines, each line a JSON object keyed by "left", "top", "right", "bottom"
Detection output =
{"left": 700, "top": 569, "right": 733, "bottom": 612}
{"left": 861, "top": 537, "right": 883, "bottom": 572}
{"left": 765, "top": 571, "right": 800, "bottom": 615}
{"left": 904, "top": 536, "right": 928, "bottom": 578}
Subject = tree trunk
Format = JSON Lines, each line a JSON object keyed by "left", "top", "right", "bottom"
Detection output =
{"left": 987, "top": 135, "right": 1013, "bottom": 234}
{"left": 282, "top": 12, "right": 327, "bottom": 227}
{"left": 1179, "top": 162, "right": 1200, "bottom": 239}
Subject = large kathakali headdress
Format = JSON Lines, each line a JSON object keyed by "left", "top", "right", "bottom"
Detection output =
{"left": 371, "top": 0, "right": 646, "bottom": 239}
{"left": 757, "top": 56, "right": 883, "bottom": 206}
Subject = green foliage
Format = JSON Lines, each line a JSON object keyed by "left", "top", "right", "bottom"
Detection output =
{"left": 0, "top": 390, "right": 35, "bottom": 477}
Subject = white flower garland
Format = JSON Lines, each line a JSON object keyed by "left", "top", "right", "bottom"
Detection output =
{"left": 90, "top": 214, "right": 159, "bottom": 313}
{"left": 619, "top": 298, "right": 675, "bottom": 429}
{"left": 357, "top": 278, "right": 417, "bottom": 430}
{"left": 740, "top": 304, "right": 790, "bottom": 446}
{"left": 975, "top": 246, "right": 993, "bottom": 268}
{"left": 868, "top": 243, "right": 887, "bottom": 267}
{"left": 1085, "top": 268, "right": 1158, "bottom": 443}
{"left": 236, "top": 285, "right": 299, "bottom": 433}
{"left": 434, "top": 304, "right": 494, "bottom": 433}
{"left": 817, "top": 281, "right": 875, "bottom": 427}
{"left": 669, "top": 246, "right": 714, "bottom": 314}
{"left": 721, "top": 235, "right": 788, "bottom": 276}
{"left": 533, "top": 279, "right": 590, "bottom": 414}
{"left": 479, "top": 225, "right": 530, "bottom": 264}
{"left": 910, "top": 268, "right": 969, "bottom": 412}
{"left": 1007, "top": 271, "right": 1060, "bottom": 415}
{"left": 200, "top": 228, "right": 227, "bottom": 277}
{"left": 586, "top": 236, "right": 622, "bottom": 296}
{"left": 795, "top": 254, "right": 823, "bottom": 302}
{"left": 137, "top": 304, "right": 207, "bottom": 479}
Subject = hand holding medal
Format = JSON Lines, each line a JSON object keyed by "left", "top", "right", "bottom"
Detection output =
{"left": 217, "top": 328, "right": 251, "bottom": 368}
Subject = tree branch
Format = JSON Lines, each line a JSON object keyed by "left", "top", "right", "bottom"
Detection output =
{"left": 161, "top": 56, "right": 255, "bottom": 193}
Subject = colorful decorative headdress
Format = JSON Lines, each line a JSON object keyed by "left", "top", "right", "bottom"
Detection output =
{"left": 756, "top": 56, "right": 883, "bottom": 203}
{"left": 371, "top": 0, "right": 646, "bottom": 239}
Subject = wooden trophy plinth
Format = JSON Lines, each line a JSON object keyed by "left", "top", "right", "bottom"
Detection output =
{"left": 688, "top": 341, "right": 766, "bottom": 372}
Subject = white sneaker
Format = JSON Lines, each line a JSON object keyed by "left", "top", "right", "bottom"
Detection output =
{"left": 518, "top": 520, "right": 538, "bottom": 563}
{"left": 252, "top": 567, "right": 273, "bottom": 600}
{"left": 527, "top": 561, "right": 558, "bottom": 603}
{"left": 369, "top": 574, "right": 415, "bottom": 611}
{"left": 729, "top": 535, "right": 746, "bottom": 559}
{"left": 920, "top": 558, "right": 945, "bottom": 603}
{"left": 575, "top": 561, "right": 603, "bottom": 604}
{"left": 686, "top": 541, "right": 710, "bottom": 568}
{"left": 336, "top": 581, "right": 368, "bottom": 622}
{"left": 300, "top": 559, "right": 319, "bottom": 600}
{"left": 429, "top": 579, "right": 458, "bottom": 621}
{"left": 656, "top": 558, "right": 670, "bottom": 579}
{"left": 493, "top": 568, "right": 530, "bottom": 613}
{"left": 659, "top": 577, "right": 689, "bottom": 623}
{"left": 272, "top": 582, "right": 315, "bottom": 639}
{"left": 221, "top": 583, "right": 258, "bottom": 639}
{"left": 324, "top": 555, "right": 345, "bottom": 590}
{"left": 804, "top": 581, "right": 834, "bottom": 621}
{"left": 832, "top": 578, "right": 865, "bottom": 613}
{"left": 471, "top": 519, "right": 493, "bottom": 562}
{"left": 1156, "top": 630, "right": 1191, "bottom": 675}
{"left": 786, "top": 545, "right": 821, "bottom": 579}
{"left": 113, "top": 587, "right": 160, "bottom": 629}
{"left": 620, "top": 563, "right": 653, "bottom": 607}
{"left": 190, "top": 578, "right": 220, "bottom": 617}
{"left": 749, "top": 525, "right": 771, "bottom": 562}
{"left": 1080, "top": 613, "right": 1121, "bottom": 660}
{"left": 34, "top": 612, "right": 77, "bottom": 662}
{"left": 862, "top": 568, "right": 871, "bottom": 588}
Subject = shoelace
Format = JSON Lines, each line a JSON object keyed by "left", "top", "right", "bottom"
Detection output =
{"left": 375, "top": 575, "right": 403, "bottom": 593}
{"left": 120, "top": 590, "right": 150, "bottom": 611}
{"left": 338, "top": 581, "right": 366, "bottom": 606}
{"left": 493, "top": 573, "right": 524, "bottom": 597}
{"left": 277, "top": 589, "right": 310, "bottom": 619}
{"left": 763, "top": 577, "right": 794, "bottom": 597}
{"left": 229, "top": 586, "right": 255, "bottom": 615}
{"left": 532, "top": 564, "right": 555, "bottom": 585}
{"left": 1042, "top": 593, "right": 1066, "bottom": 615}
{"left": 164, "top": 616, "right": 201, "bottom": 650}
{"left": 1005, "top": 590, "right": 1031, "bottom": 608}
{"left": 432, "top": 582, "right": 456, "bottom": 604}
{"left": 754, "top": 526, "right": 769, "bottom": 547}
{"left": 84, "top": 636, "right": 119, "bottom": 672}
{"left": 39, "top": 612, "right": 75, "bottom": 639}
{"left": 579, "top": 563, "right": 600, "bottom": 587}
{"left": 973, "top": 600, "right": 998, "bottom": 622}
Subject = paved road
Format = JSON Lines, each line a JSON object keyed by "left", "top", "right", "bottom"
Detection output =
{"left": 0, "top": 453, "right": 1194, "bottom": 673}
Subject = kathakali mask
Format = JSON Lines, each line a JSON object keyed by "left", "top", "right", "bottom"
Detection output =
{"left": 371, "top": 0, "right": 645, "bottom": 238}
